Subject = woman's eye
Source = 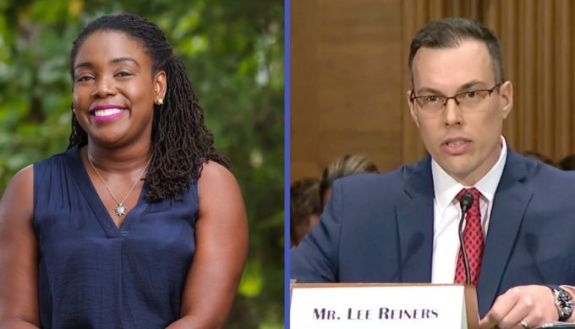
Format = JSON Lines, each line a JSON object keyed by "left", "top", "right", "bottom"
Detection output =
{"left": 115, "top": 71, "right": 133, "bottom": 77}
{"left": 75, "top": 75, "right": 94, "bottom": 82}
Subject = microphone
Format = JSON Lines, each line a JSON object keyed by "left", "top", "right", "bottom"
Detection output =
{"left": 458, "top": 193, "right": 474, "bottom": 285}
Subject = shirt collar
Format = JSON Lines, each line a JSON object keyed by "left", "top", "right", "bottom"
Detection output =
{"left": 432, "top": 136, "right": 507, "bottom": 210}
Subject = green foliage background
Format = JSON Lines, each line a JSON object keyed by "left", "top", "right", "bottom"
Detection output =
{"left": 0, "top": 0, "right": 284, "bottom": 328}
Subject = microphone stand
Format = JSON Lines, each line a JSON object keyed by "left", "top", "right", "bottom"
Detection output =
{"left": 459, "top": 193, "right": 474, "bottom": 285}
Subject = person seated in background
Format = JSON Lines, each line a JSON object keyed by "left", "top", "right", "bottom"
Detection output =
{"left": 319, "top": 154, "right": 379, "bottom": 207}
{"left": 292, "top": 17, "right": 575, "bottom": 329}
{"left": 558, "top": 154, "right": 575, "bottom": 171}
{"left": 290, "top": 178, "right": 322, "bottom": 246}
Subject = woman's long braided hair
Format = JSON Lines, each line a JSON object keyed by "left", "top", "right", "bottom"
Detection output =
{"left": 68, "top": 14, "right": 229, "bottom": 202}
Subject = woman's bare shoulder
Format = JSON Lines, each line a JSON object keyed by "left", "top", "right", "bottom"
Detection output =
{"left": 196, "top": 160, "right": 245, "bottom": 222}
{"left": 198, "top": 161, "right": 236, "bottom": 184}
{"left": 0, "top": 165, "right": 34, "bottom": 223}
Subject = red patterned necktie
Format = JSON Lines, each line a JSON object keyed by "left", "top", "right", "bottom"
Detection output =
{"left": 454, "top": 187, "right": 483, "bottom": 285}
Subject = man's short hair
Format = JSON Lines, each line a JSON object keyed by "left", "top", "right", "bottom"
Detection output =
{"left": 408, "top": 17, "right": 504, "bottom": 84}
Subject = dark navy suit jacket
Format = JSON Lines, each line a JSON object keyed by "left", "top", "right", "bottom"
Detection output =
{"left": 291, "top": 150, "right": 575, "bottom": 316}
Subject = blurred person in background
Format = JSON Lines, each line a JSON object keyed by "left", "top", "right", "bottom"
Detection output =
{"left": 558, "top": 154, "right": 575, "bottom": 171}
{"left": 319, "top": 154, "right": 379, "bottom": 207}
{"left": 290, "top": 177, "right": 322, "bottom": 246}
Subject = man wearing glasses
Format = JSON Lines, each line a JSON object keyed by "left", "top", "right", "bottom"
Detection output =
{"left": 291, "top": 17, "right": 575, "bottom": 329}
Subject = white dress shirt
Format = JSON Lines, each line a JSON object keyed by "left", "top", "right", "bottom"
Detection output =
{"left": 431, "top": 137, "right": 508, "bottom": 283}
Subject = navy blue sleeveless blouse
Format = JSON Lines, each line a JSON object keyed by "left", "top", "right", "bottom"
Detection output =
{"left": 33, "top": 147, "right": 198, "bottom": 329}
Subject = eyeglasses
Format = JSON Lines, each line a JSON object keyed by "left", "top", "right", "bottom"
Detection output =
{"left": 410, "top": 83, "right": 502, "bottom": 114}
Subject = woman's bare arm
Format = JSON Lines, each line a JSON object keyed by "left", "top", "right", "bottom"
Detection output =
{"left": 166, "top": 161, "right": 248, "bottom": 329}
{"left": 0, "top": 166, "right": 40, "bottom": 329}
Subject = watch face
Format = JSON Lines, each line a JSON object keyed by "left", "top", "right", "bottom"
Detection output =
{"left": 560, "top": 291, "right": 571, "bottom": 301}
{"left": 554, "top": 286, "right": 574, "bottom": 321}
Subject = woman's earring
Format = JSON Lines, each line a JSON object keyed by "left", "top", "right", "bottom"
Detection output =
{"left": 156, "top": 99, "right": 164, "bottom": 106}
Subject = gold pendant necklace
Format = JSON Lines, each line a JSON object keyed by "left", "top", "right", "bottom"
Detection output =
{"left": 87, "top": 154, "right": 152, "bottom": 217}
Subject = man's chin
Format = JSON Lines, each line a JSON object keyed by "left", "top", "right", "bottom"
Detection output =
{"left": 438, "top": 161, "right": 478, "bottom": 184}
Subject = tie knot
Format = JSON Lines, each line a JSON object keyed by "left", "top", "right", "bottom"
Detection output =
{"left": 456, "top": 187, "right": 481, "bottom": 202}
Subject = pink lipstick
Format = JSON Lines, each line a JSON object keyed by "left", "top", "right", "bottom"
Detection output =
{"left": 89, "top": 104, "right": 127, "bottom": 122}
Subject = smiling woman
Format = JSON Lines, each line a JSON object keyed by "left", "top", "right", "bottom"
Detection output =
{"left": 0, "top": 14, "right": 248, "bottom": 329}
{"left": 72, "top": 31, "right": 161, "bottom": 155}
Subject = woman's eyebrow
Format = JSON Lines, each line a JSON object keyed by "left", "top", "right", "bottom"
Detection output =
{"left": 73, "top": 57, "right": 140, "bottom": 71}
{"left": 109, "top": 57, "right": 140, "bottom": 67}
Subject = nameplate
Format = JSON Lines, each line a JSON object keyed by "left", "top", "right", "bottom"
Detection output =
{"left": 290, "top": 283, "right": 478, "bottom": 329}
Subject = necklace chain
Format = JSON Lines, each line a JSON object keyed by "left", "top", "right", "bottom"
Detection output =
{"left": 87, "top": 154, "right": 152, "bottom": 217}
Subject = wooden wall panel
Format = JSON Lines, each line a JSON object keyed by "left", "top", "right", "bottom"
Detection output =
{"left": 401, "top": 0, "right": 425, "bottom": 164}
{"left": 291, "top": 0, "right": 575, "bottom": 182}
{"left": 291, "top": 0, "right": 320, "bottom": 179}
{"left": 291, "top": 0, "right": 404, "bottom": 181}
{"left": 484, "top": 0, "right": 575, "bottom": 160}
{"left": 555, "top": 0, "right": 572, "bottom": 156}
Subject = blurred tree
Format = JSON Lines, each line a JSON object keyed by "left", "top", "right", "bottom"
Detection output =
{"left": 0, "top": 0, "right": 284, "bottom": 328}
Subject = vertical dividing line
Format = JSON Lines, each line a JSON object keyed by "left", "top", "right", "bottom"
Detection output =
{"left": 284, "top": 0, "right": 291, "bottom": 327}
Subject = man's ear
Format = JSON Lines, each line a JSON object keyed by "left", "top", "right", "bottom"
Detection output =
{"left": 407, "top": 90, "right": 420, "bottom": 128}
{"left": 498, "top": 81, "right": 513, "bottom": 119}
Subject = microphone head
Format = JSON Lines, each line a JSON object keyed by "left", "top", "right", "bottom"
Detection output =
{"left": 460, "top": 193, "right": 474, "bottom": 212}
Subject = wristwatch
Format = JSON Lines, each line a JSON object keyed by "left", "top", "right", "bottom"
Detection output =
{"left": 548, "top": 285, "right": 574, "bottom": 321}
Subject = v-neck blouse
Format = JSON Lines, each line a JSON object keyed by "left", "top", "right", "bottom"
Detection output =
{"left": 33, "top": 147, "right": 198, "bottom": 329}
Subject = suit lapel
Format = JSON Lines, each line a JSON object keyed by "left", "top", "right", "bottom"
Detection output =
{"left": 396, "top": 155, "right": 435, "bottom": 282}
{"left": 476, "top": 150, "right": 533, "bottom": 315}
